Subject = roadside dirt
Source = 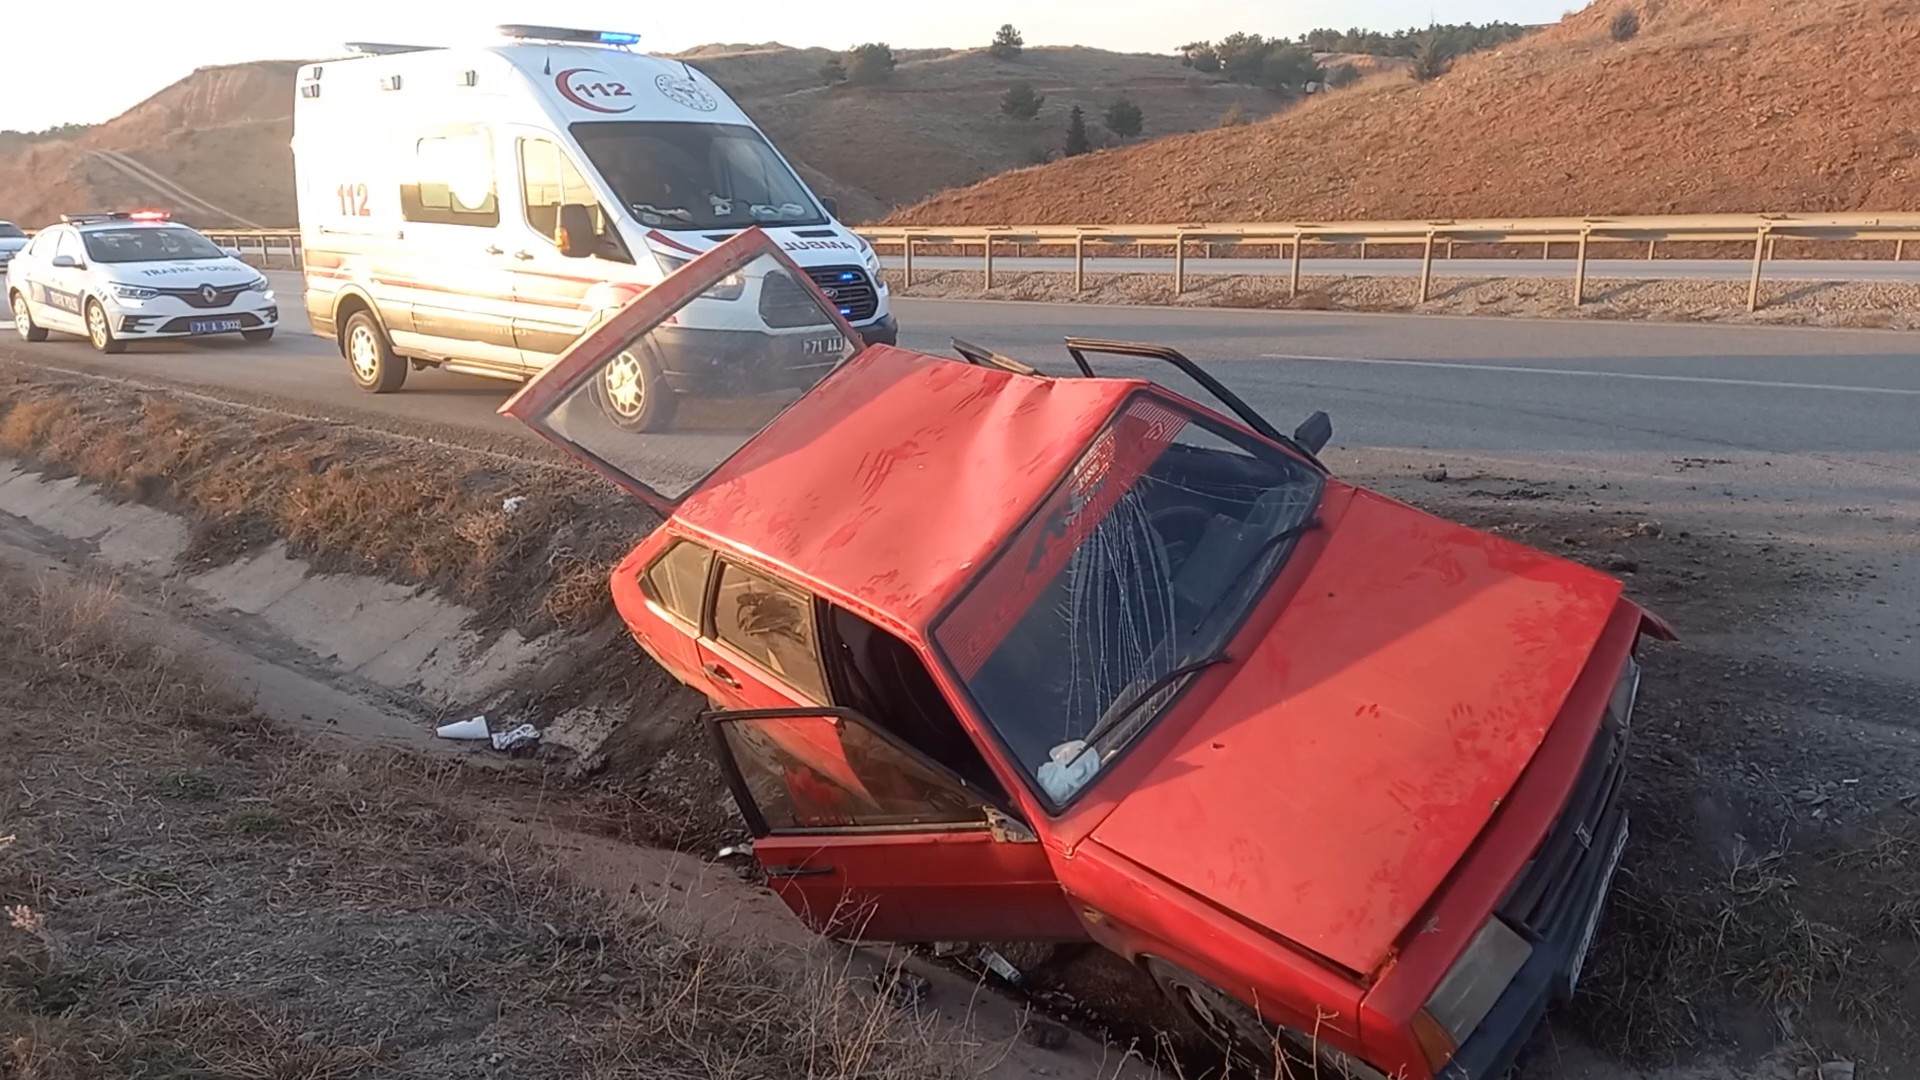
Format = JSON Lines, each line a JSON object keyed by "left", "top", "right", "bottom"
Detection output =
{"left": 886, "top": 268, "right": 1920, "bottom": 330}
{"left": 1, "top": 360, "right": 1914, "bottom": 1078}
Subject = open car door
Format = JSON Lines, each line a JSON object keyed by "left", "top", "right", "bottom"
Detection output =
{"left": 498, "top": 227, "right": 866, "bottom": 513}
{"left": 708, "top": 707, "right": 1085, "bottom": 944}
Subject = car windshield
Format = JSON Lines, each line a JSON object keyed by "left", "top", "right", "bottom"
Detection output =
{"left": 81, "top": 227, "right": 224, "bottom": 263}
{"left": 0, "top": 223, "right": 24, "bottom": 239}
{"left": 936, "top": 396, "right": 1323, "bottom": 809}
{"left": 570, "top": 121, "right": 826, "bottom": 231}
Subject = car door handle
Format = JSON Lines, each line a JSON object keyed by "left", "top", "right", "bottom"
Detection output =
{"left": 484, "top": 245, "right": 504, "bottom": 255}
{"left": 512, "top": 250, "right": 535, "bottom": 261}
{"left": 703, "top": 663, "right": 741, "bottom": 688}
{"left": 764, "top": 864, "right": 835, "bottom": 878}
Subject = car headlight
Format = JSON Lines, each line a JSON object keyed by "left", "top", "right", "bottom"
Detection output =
{"left": 245, "top": 275, "right": 270, "bottom": 293}
{"left": 1422, "top": 916, "right": 1533, "bottom": 1051}
{"left": 110, "top": 284, "right": 158, "bottom": 300}
{"left": 861, "top": 243, "right": 881, "bottom": 274}
{"left": 652, "top": 250, "right": 744, "bottom": 301}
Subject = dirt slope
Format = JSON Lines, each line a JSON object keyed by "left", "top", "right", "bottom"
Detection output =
{"left": 889, "top": 0, "right": 1920, "bottom": 225}
{"left": 0, "top": 45, "right": 1286, "bottom": 228}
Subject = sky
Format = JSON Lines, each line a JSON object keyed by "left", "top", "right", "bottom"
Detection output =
{"left": 0, "top": 0, "right": 1581, "bottom": 132}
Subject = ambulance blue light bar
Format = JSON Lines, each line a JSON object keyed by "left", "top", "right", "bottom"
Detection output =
{"left": 498, "top": 24, "right": 642, "bottom": 46}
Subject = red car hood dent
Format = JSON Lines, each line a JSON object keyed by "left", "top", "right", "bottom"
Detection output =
{"left": 1087, "top": 488, "right": 1624, "bottom": 975}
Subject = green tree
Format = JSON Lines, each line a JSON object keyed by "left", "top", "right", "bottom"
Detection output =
{"left": 1324, "top": 62, "right": 1362, "bottom": 89}
{"left": 846, "top": 43, "right": 897, "bottom": 85}
{"left": 1064, "top": 105, "right": 1091, "bottom": 156}
{"left": 989, "top": 24, "right": 1025, "bottom": 59}
{"left": 1103, "top": 95, "right": 1144, "bottom": 138}
{"left": 1409, "top": 32, "right": 1453, "bottom": 81}
{"left": 1177, "top": 40, "right": 1222, "bottom": 72}
{"left": 818, "top": 57, "right": 847, "bottom": 86}
{"left": 1610, "top": 10, "right": 1641, "bottom": 41}
{"left": 1259, "top": 44, "right": 1323, "bottom": 93}
{"left": 1000, "top": 82, "right": 1045, "bottom": 120}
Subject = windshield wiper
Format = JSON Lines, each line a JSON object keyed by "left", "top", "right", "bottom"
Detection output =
{"left": 1069, "top": 653, "right": 1233, "bottom": 765}
{"left": 1189, "top": 516, "right": 1323, "bottom": 634}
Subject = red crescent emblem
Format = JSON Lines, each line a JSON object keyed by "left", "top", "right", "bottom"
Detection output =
{"left": 555, "top": 68, "right": 634, "bottom": 114}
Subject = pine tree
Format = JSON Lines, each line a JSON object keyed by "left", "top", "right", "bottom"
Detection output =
{"left": 1064, "top": 105, "right": 1091, "bottom": 156}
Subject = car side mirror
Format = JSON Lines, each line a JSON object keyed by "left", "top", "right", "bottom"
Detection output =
{"left": 555, "top": 203, "right": 595, "bottom": 258}
{"left": 820, "top": 196, "right": 839, "bottom": 219}
{"left": 1293, "top": 411, "right": 1333, "bottom": 455}
{"left": 223, "top": 246, "right": 243, "bottom": 258}
{"left": 50, "top": 254, "right": 78, "bottom": 269}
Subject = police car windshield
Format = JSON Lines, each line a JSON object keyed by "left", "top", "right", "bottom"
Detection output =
{"left": 0, "top": 223, "right": 24, "bottom": 239}
{"left": 81, "top": 227, "right": 225, "bottom": 264}
{"left": 570, "top": 121, "right": 827, "bottom": 231}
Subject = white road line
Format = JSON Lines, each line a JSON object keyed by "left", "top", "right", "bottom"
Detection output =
{"left": 1258, "top": 353, "right": 1920, "bottom": 397}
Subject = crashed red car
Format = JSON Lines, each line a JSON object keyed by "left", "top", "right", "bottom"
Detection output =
{"left": 501, "top": 229, "right": 1671, "bottom": 1080}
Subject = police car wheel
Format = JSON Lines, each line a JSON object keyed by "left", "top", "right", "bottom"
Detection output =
{"left": 591, "top": 345, "right": 677, "bottom": 433}
{"left": 10, "top": 292, "right": 46, "bottom": 342}
{"left": 343, "top": 311, "right": 405, "bottom": 393}
{"left": 85, "top": 300, "right": 126, "bottom": 355}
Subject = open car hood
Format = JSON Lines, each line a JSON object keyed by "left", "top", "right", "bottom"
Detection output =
{"left": 1087, "top": 485, "right": 1628, "bottom": 975}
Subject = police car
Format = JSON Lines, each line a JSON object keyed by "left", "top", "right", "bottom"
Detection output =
{"left": 7, "top": 212, "right": 277, "bottom": 354}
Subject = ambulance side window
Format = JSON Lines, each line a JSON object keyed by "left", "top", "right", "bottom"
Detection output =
{"left": 519, "top": 137, "right": 631, "bottom": 263}
{"left": 401, "top": 128, "right": 499, "bottom": 227}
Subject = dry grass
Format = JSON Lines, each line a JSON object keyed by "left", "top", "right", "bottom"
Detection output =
{"left": 0, "top": 569, "right": 977, "bottom": 1079}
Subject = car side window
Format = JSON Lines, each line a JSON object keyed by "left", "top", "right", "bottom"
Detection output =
{"left": 640, "top": 539, "right": 712, "bottom": 624}
{"left": 713, "top": 710, "right": 986, "bottom": 832}
{"left": 401, "top": 128, "right": 500, "bottom": 227}
{"left": 713, "top": 561, "right": 828, "bottom": 702}
{"left": 53, "top": 231, "right": 82, "bottom": 264}
{"left": 518, "top": 137, "right": 632, "bottom": 263}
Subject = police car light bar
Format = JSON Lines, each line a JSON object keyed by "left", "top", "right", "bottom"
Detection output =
{"left": 497, "top": 24, "right": 641, "bottom": 46}
{"left": 59, "top": 210, "right": 170, "bottom": 224}
{"left": 129, "top": 210, "right": 171, "bottom": 222}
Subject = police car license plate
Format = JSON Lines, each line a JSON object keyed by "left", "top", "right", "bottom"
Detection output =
{"left": 1565, "top": 814, "right": 1629, "bottom": 994}
{"left": 801, "top": 335, "right": 840, "bottom": 357}
{"left": 189, "top": 318, "right": 243, "bottom": 334}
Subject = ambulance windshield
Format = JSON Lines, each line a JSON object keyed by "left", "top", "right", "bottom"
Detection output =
{"left": 571, "top": 121, "right": 829, "bottom": 231}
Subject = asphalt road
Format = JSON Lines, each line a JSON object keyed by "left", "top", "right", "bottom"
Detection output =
{"left": 885, "top": 254, "right": 1920, "bottom": 284}
{"left": 4, "top": 270, "right": 1916, "bottom": 462}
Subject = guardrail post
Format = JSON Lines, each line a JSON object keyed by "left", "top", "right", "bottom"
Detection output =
{"left": 984, "top": 238, "right": 994, "bottom": 289}
{"left": 903, "top": 239, "right": 915, "bottom": 287}
{"left": 1290, "top": 239, "right": 1303, "bottom": 298}
{"left": 1446, "top": 240, "right": 1456, "bottom": 260}
{"left": 1647, "top": 240, "right": 1656, "bottom": 261}
{"left": 1418, "top": 233, "right": 1436, "bottom": 304}
{"left": 1359, "top": 241, "right": 1368, "bottom": 261}
{"left": 1897, "top": 239, "right": 1906, "bottom": 261}
{"left": 1766, "top": 236, "right": 1778, "bottom": 262}
{"left": 1542, "top": 240, "right": 1552, "bottom": 260}
{"left": 1074, "top": 234, "right": 1086, "bottom": 292}
{"left": 1173, "top": 235, "right": 1187, "bottom": 295}
{"left": 1572, "top": 231, "right": 1591, "bottom": 305}
{"left": 1748, "top": 228, "right": 1769, "bottom": 312}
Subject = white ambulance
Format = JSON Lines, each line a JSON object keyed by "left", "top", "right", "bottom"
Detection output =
{"left": 292, "top": 24, "right": 894, "bottom": 431}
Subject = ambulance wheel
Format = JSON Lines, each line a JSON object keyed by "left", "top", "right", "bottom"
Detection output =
{"left": 343, "top": 310, "right": 405, "bottom": 393}
{"left": 85, "top": 300, "right": 125, "bottom": 354}
{"left": 1141, "top": 957, "right": 1385, "bottom": 1080}
{"left": 242, "top": 327, "right": 275, "bottom": 344}
{"left": 10, "top": 291, "right": 47, "bottom": 342}
{"left": 592, "top": 344, "right": 677, "bottom": 433}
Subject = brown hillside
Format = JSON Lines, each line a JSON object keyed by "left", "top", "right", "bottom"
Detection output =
{"left": 889, "top": 0, "right": 1920, "bottom": 225}
{"left": 0, "top": 44, "right": 1286, "bottom": 228}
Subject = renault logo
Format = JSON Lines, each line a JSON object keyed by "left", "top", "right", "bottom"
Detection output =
{"left": 200, "top": 284, "right": 219, "bottom": 304}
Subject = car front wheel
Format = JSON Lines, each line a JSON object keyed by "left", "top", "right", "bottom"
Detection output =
{"left": 1141, "top": 957, "right": 1388, "bottom": 1080}
{"left": 10, "top": 292, "right": 47, "bottom": 342}
{"left": 590, "top": 344, "right": 677, "bottom": 432}
{"left": 85, "top": 299, "right": 125, "bottom": 354}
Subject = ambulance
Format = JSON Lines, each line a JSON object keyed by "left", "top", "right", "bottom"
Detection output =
{"left": 292, "top": 24, "right": 895, "bottom": 431}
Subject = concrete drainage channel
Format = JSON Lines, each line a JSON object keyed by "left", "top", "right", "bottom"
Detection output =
{"left": 0, "top": 458, "right": 611, "bottom": 757}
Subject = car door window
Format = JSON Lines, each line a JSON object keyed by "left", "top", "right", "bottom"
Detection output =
{"left": 713, "top": 709, "right": 986, "bottom": 832}
{"left": 712, "top": 561, "right": 828, "bottom": 702}
{"left": 53, "top": 231, "right": 83, "bottom": 265}
{"left": 640, "top": 539, "right": 713, "bottom": 625}
{"left": 519, "top": 137, "right": 632, "bottom": 263}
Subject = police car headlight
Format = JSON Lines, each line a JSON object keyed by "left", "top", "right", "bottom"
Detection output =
{"left": 110, "top": 284, "right": 159, "bottom": 301}
{"left": 1423, "top": 917, "right": 1532, "bottom": 1048}
{"left": 245, "top": 275, "right": 270, "bottom": 294}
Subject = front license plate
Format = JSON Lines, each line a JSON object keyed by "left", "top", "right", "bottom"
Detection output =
{"left": 801, "top": 335, "right": 841, "bottom": 357}
{"left": 1565, "top": 814, "right": 1629, "bottom": 994}
{"left": 189, "top": 318, "right": 243, "bottom": 334}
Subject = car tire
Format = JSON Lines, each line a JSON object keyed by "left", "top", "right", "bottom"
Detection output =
{"left": 1140, "top": 957, "right": 1387, "bottom": 1080}
{"left": 242, "top": 327, "right": 275, "bottom": 344}
{"left": 85, "top": 299, "right": 125, "bottom": 354}
{"left": 590, "top": 343, "right": 678, "bottom": 433}
{"left": 10, "top": 291, "right": 47, "bottom": 342}
{"left": 343, "top": 310, "right": 405, "bottom": 393}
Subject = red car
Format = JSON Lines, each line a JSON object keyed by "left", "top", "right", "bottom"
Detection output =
{"left": 502, "top": 229, "right": 1670, "bottom": 1080}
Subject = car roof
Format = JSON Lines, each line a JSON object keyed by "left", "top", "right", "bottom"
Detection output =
{"left": 672, "top": 345, "right": 1144, "bottom": 632}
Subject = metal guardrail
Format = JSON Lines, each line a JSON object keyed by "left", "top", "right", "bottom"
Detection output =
{"left": 202, "top": 212, "right": 1920, "bottom": 313}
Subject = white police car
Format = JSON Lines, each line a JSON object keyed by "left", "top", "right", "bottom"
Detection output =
{"left": 7, "top": 212, "right": 277, "bottom": 354}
